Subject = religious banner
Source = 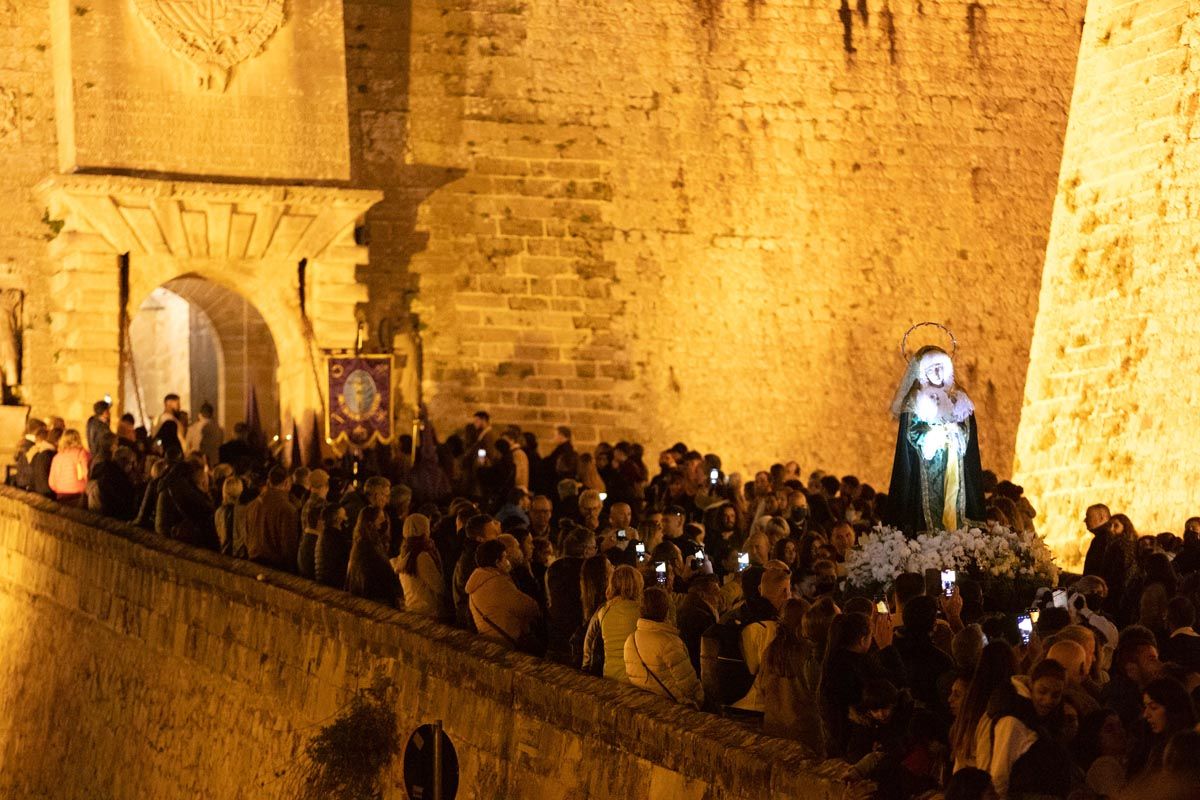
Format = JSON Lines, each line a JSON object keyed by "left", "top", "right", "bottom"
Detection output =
{"left": 326, "top": 355, "right": 394, "bottom": 448}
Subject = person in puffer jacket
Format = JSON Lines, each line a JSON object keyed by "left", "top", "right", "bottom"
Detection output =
{"left": 976, "top": 658, "right": 1071, "bottom": 799}
{"left": 466, "top": 539, "right": 540, "bottom": 649}
{"left": 624, "top": 587, "right": 704, "bottom": 708}
{"left": 581, "top": 565, "right": 643, "bottom": 682}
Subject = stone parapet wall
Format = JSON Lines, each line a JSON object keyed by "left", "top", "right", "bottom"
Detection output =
{"left": 0, "top": 487, "right": 864, "bottom": 799}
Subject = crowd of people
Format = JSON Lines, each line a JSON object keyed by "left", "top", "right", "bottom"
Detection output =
{"left": 9, "top": 399, "right": 1200, "bottom": 800}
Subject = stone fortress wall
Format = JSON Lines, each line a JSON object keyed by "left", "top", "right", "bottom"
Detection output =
{"left": 1014, "top": 0, "right": 1200, "bottom": 565}
{"left": 377, "top": 0, "right": 1086, "bottom": 485}
{"left": 0, "top": 487, "right": 864, "bottom": 799}
{"left": 0, "top": 3, "right": 1099, "bottom": 545}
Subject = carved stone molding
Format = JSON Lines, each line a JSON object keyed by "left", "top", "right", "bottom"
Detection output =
{"left": 36, "top": 174, "right": 380, "bottom": 263}
{"left": 131, "top": 0, "right": 287, "bottom": 92}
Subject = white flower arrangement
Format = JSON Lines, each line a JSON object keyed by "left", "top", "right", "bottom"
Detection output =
{"left": 845, "top": 523, "right": 1059, "bottom": 593}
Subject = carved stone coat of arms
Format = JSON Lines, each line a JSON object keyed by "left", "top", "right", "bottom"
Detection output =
{"left": 132, "top": 0, "right": 287, "bottom": 92}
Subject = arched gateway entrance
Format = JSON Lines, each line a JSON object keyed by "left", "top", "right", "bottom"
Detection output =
{"left": 125, "top": 277, "right": 280, "bottom": 436}
{"left": 36, "top": 174, "right": 381, "bottom": 462}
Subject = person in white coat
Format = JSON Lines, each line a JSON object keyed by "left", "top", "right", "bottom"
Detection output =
{"left": 624, "top": 587, "right": 704, "bottom": 708}
{"left": 396, "top": 514, "right": 447, "bottom": 620}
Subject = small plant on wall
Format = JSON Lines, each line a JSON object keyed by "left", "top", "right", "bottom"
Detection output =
{"left": 295, "top": 677, "right": 400, "bottom": 800}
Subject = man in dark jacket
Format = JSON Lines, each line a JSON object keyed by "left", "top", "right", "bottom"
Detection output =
{"left": 677, "top": 574, "right": 721, "bottom": 671}
{"left": 1082, "top": 503, "right": 1112, "bottom": 577}
{"left": 217, "top": 422, "right": 255, "bottom": 473}
{"left": 314, "top": 505, "right": 351, "bottom": 589}
{"left": 155, "top": 460, "right": 218, "bottom": 550}
{"left": 544, "top": 528, "right": 594, "bottom": 665}
{"left": 434, "top": 501, "right": 475, "bottom": 597}
{"left": 1162, "top": 597, "right": 1200, "bottom": 672}
{"left": 1173, "top": 522, "right": 1200, "bottom": 576}
{"left": 891, "top": 595, "right": 953, "bottom": 713}
{"left": 91, "top": 443, "right": 138, "bottom": 521}
{"left": 1102, "top": 626, "right": 1163, "bottom": 729}
{"left": 536, "top": 425, "right": 575, "bottom": 497}
{"left": 86, "top": 399, "right": 111, "bottom": 459}
{"left": 247, "top": 466, "right": 300, "bottom": 572}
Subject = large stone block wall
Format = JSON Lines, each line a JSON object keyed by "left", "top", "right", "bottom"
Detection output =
{"left": 0, "top": 3, "right": 1086, "bottom": 485}
{"left": 0, "top": 1, "right": 62, "bottom": 425}
{"left": 356, "top": 0, "right": 1086, "bottom": 482}
{"left": 0, "top": 488, "right": 864, "bottom": 799}
{"left": 1014, "top": 2, "right": 1200, "bottom": 568}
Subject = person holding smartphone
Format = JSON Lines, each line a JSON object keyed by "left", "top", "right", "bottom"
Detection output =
{"left": 891, "top": 595, "right": 954, "bottom": 712}
{"left": 599, "top": 503, "right": 640, "bottom": 567}
{"left": 818, "top": 609, "right": 902, "bottom": 758}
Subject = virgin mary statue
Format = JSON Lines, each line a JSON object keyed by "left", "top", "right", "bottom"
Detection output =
{"left": 884, "top": 328, "right": 986, "bottom": 536}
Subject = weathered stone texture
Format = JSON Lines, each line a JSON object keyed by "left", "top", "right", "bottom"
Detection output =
{"left": 1014, "top": 2, "right": 1200, "bottom": 568}
{"left": 52, "top": 0, "right": 351, "bottom": 180}
{"left": 0, "top": 488, "right": 866, "bottom": 799}
{"left": 377, "top": 0, "right": 1084, "bottom": 482}
{"left": 0, "top": 2, "right": 58, "bottom": 435}
{"left": 0, "top": 3, "right": 1085, "bottom": 484}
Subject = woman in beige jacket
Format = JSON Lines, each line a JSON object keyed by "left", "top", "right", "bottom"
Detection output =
{"left": 582, "top": 565, "right": 644, "bottom": 681}
{"left": 624, "top": 588, "right": 704, "bottom": 708}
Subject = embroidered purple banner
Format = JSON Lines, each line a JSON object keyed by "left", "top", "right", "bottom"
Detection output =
{"left": 326, "top": 355, "right": 393, "bottom": 448}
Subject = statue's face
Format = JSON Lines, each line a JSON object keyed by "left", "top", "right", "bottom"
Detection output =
{"left": 918, "top": 351, "right": 955, "bottom": 389}
{"left": 925, "top": 362, "right": 946, "bottom": 387}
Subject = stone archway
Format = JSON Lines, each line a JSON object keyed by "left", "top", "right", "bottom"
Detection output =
{"left": 125, "top": 277, "right": 281, "bottom": 437}
{"left": 35, "top": 174, "right": 381, "bottom": 459}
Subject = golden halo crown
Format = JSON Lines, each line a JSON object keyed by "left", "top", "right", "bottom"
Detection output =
{"left": 900, "top": 321, "right": 958, "bottom": 361}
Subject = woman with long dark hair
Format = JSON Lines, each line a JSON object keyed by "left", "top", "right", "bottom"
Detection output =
{"left": 579, "top": 554, "right": 612, "bottom": 624}
{"left": 1131, "top": 677, "right": 1197, "bottom": 777}
{"left": 796, "top": 531, "right": 827, "bottom": 578}
{"left": 576, "top": 452, "right": 606, "bottom": 493}
{"left": 757, "top": 598, "right": 824, "bottom": 755}
{"left": 1072, "top": 708, "right": 1128, "bottom": 797}
{"left": 345, "top": 506, "right": 401, "bottom": 608}
{"left": 571, "top": 553, "right": 614, "bottom": 669}
{"left": 951, "top": 641, "right": 1018, "bottom": 771}
{"left": 1100, "top": 513, "right": 1139, "bottom": 620}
